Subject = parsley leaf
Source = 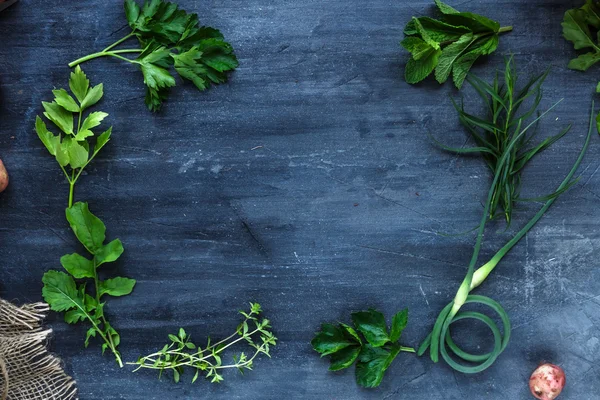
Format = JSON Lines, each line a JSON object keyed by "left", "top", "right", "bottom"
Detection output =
{"left": 69, "top": 0, "right": 238, "bottom": 112}
{"left": 42, "top": 202, "right": 136, "bottom": 368}
{"left": 311, "top": 308, "right": 414, "bottom": 388}
{"left": 35, "top": 66, "right": 112, "bottom": 207}
{"left": 402, "top": 0, "right": 512, "bottom": 88}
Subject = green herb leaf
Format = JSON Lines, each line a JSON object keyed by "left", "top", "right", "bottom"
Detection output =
{"left": 351, "top": 309, "right": 390, "bottom": 347}
{"left": 389, "top": 309, "right": 409, "bottom": 343}
{"left": 61, "top": 253, "right": 95, "bottom": 278}
{"left": 66, "top": 202, "right": 106, "bottom": 254}
{"left": 355, "top": 344, "right": 401, "bottom": 388}
{"left": 311, "top": 323, "right": 357, "bottom": 356}
{"left": 42, "top": 101, "right": 73, "bottom": 135}
{"left": 42, "top": 270, "right": 83, "bottom": 312}
{"left": 99, "top": 277, "right": 136, "bottom": 297}
{"left": 35, "top": 116, "right": 60, "bottom": 157}
{"left": 562, "top": 4, "right": 600, "bottom": 73}
{"left": 69, "top": 66, "right": 90, "bottom": 103}
{"left": 95, "top": 239, "right": 124, "bottom": 266}
{"left": 53, "top": 89, "right": 80, "bottom": 113}
{"left": 329, "top": 346, "right": 361, "bottom": 371}
{"left": 76, "top": 111, "right": 109, "bottom": 141}
{"left": 405, "top": 48, "right": 442, "bottom": 84}
{"left": 80, "top": 83, "right": 104, "bottom": 110}
{"left": 402, "top": 0, "right": 510, "bottom": 87}
{"left": 64, "top": 137, "right": 89, "bottom": 169}
{"left": 435, "top": 32, "right": 474, "bottom": 84}
{"left": 68, "top": 0, "right": 238, "bottom": 112}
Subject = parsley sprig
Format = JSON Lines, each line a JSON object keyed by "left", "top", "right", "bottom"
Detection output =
{"left": 131, "top": 303, "right": 276, "bottom": 384}
{"left": 68, "top": 0, "right": 238, "bottom": 111}
{"left": 402, "top": 0, "right": 512, "bottom": 88}
{"left": 42, "top": 202, "right": 136, "bottom": 368}
{"left": 35, "top": 66, "right": 112, "bottom": 208}
{"left": 311, "top": 308, "right": 414, "bottom": 388}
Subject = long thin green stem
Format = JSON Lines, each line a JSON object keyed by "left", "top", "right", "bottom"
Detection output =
{"left": 102, "top": 32, "right": 136, "bottom": 52}
{"left": 68, "top": 49, "right": 141, "bottom": 68}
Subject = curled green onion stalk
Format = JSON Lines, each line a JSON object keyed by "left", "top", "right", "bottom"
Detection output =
{"left": 68, "top": 0, "right": 238, "bottom": 112}
{"left": 419, "top": 62, "right": 594, "bottom": 374}
{"left": 131, "top": 303, "right": 276, "bottom": 384}
{"left": 35, "top": 66, "right": 112, "bottom": 208}
{"left": 434, "top": 58, "right": 574, "bottom": 225}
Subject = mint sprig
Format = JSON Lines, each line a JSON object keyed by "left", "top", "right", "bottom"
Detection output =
{"left": 402, "top": 0, "right": 512, "bottom": 88}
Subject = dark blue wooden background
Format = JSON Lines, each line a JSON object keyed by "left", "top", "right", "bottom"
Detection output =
{"left": 1, "top": 0, "right": 600, "bottom": 399}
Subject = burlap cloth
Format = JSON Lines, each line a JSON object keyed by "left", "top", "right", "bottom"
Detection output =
{"left": 0, "top": 298, "right": 77, "bottom": 400}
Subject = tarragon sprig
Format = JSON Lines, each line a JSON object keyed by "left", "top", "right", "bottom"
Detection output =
{"left": 42, "top": 202, "right": 136, "bottom": 368}
{"left": 68, "top": 0, "right": 238, "bottom": 112}
{"left": 131, "top": 303, "right": 276, "bottom": 384}
{"left": 35, "top": 66, "right": 112, "bottom": 208}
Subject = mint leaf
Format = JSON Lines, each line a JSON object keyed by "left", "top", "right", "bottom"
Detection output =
{"left": 66, "top": 202, "right": 106, "bottom": 254}
{"left": 351, "top": 309, "right": 390, "bottom": 347}
{"left": 405, "top": 47, "right": 442, "bottom": 84}
{"left": 435, "top": 32, "right": 474, "bottom": 84}
{"left": 402, "top": 0, "right": 510, "bottom": 87}
{"left": 61, "top": 253, "right": 95, "bottom": 278}
{"left": 355, "top": 344, "right": 401, "bottom": 388}
{"left": 99, "top": 277, "right": 136, "bottom": 297}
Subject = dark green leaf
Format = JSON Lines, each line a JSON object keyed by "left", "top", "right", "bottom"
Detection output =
{"left": 562, "top": 8, "right": 598, "bottom": 50}
{"left": 435, "top": 33, "right": 474, "bottom": 84}
{"left": 351, "top": 309, "right": 389, "bottom": 347}
{"left": 389, "top": 309, "right": 409, "bottom": 342}
{"left": 311, "top": 323, "right": 358, "bottom": 356}
{"left": 355, "top": 344, "right": 401, "bottom": 388}
{"left": 329, "top": 345, "right": 361, "bottom": 371}
{"left": 124, "top": 0, "right": 141, "bottom": 27}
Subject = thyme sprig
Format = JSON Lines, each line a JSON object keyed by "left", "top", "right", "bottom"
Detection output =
{"left": 131, "top": 303, "right": 276, "bottom": 384}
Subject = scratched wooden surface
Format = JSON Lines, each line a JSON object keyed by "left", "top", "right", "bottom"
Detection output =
{"left": 1, "top": 0, "right": 600, "bottom": 399}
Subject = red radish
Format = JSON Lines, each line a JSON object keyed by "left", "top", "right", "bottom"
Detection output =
{"left": 0, "top": 159, "right": 7, "bottom": 193}
{"left": 529, "top": 363, "right": 566, "bottom": 400}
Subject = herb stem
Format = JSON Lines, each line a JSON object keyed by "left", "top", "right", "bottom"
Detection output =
{"left": 102, "top": 32, "right": 136, "bottom": 52}
{"left": 498, "top": 26, "right": 513, "bottom": 34}
{"left": 68, "top": 49, "right": 141, "bottom": 68}
{"left": 400, "top": 346, "right": 416, "bottom": 353}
